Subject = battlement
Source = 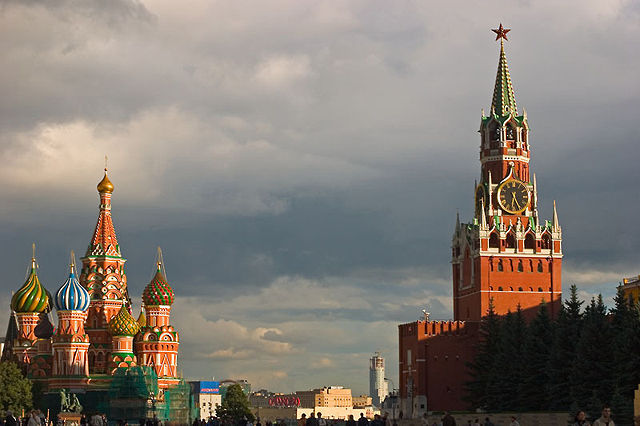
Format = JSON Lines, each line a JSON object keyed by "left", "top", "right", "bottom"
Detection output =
{"left": 398, "top": 320, "right": 468, "bottom": 339}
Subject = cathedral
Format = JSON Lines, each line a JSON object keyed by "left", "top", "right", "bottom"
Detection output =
{"left": 398, "top": 25, "right": 563, "bottom": 413}
{"left": 1, "top": 169, "right": 190, "bottom": 422}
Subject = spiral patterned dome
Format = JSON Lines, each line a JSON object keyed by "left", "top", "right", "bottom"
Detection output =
{"left": 55, "top": 270, "right": 90, "bottom": 312}
{"left": 142, "top": 265, "right": 174, "bottom": 306}
{"left": 108, "top": 305, "right": 140, "bottom": 336}
{"left": 11, "top": 259, "right": 50, "bottom": 313}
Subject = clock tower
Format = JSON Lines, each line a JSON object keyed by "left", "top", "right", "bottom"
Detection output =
{"left": 451, "top": 24, "right": 563, "bottom": 321}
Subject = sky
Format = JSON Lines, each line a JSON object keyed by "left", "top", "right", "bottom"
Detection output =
{"left": 1, "top": 0, "right": 639, "bottom": 395}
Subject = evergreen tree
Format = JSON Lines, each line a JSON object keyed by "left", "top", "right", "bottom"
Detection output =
{"left": 609, "top": 287, "right": 640, "bottom": 426}
{"left": 518, "top": 301, "right": 553, "bottom": 411}
{"left": 0, "top": 361, "right": 33, "bottom": 414}
{"left": 465, "top": 299, "right": 501, "bottom": 410}
{"left": 494, "top": 306, "right": 527, "bottom": 411}
{"left": 216, "top": 384, "right": 254, "bottom": 424}
{"left": 573, "top": 296, "right": 613, "bottom": 418}
{"left": 546, "top": 284, "right": 583, "bottom": 411}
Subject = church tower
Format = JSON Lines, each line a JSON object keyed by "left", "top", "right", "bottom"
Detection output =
{"left": 135, "top": 250, "right": 180, "bottom": 389}
{"left": 80, "top": 167, "right": 130, "bottom": 374}
{"left": 10, "top": 249, "right": 50, "bottom": 365}
{"left": 51, "top": 252, "right": 91, "bottom": 388}
{"left": 451, "top": 24, "right": 563, "bottom": 321}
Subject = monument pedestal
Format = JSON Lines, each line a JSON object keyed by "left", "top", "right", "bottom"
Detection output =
{"left": 58, "top": 412, "right": 82, "bottom": 426}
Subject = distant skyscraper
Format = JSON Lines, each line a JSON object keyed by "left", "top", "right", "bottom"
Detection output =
{"left": 369, "top": 352, "right": 388, "bottom": 407}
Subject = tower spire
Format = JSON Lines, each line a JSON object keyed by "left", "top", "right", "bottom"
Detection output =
{"left": 491, "top": 24, "right": 517, "bottom": 117}
{"left": 552, "top": 200, "right": 560, "bottom": 232}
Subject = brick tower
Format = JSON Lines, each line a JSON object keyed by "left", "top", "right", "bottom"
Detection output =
{"left": 451, "top": 24, "right": 562, "bottom": 321}
{"left": 10, "top": 250, "right": 50, "bottom": 365}
{"left": 398, "top": 24, "right": 563, "bottom": 414}
{"left": 80, "top": 167, "right": 130, "bottom": 374}
{"left": 135, "top": 251, "right": 180, "bottom": 389}
{"left": 51, "top": 253, "right": 91, "bottom": 388}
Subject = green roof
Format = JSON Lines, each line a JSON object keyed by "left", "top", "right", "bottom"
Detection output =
{"left": 491, "top": 40, "right": 518, "bottom": 117}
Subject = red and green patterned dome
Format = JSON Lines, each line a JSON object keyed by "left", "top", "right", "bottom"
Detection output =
{"left": 107, "top": 305, "right": 140, "bottom": 336}
{"left": 11, "top": 258, "right": 49, "bottom": 313}
{"left": 142, "top": 265, "right": 174, "bottom": 306}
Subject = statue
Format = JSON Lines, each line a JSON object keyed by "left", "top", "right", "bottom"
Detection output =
{"left": 60, "top": 389, "right": 83, "bottom": 413}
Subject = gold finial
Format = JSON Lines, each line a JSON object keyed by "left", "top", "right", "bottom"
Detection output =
{"left": 31, "top": 243, "right": 36, "bottom": 269}
{"left": 97, "top": 158, "right": 114, "bottom": 193}
{"left": 69, "top": 250, "right": 76, "bottom": 273}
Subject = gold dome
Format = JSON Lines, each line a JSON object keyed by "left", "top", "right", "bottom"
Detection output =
{"left": 97, "top": 169, "right": 114, "bottom": 193}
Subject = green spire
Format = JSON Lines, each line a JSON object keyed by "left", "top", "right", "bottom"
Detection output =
{"left": 491, "top": 39, "right": 518, "bottom": 117}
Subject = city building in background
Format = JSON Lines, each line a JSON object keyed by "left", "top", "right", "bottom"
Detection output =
{"left": 353, "top": 395, "right": 372, "bottom": 409}
{"left": 620, "top": 275, "right": 640, "bottom": 304}
{"left": 369, "top": 352, "right": 388, "bottom": 407}
{"left": 190, "top": 381, "right": 222, "bottom": 419}
{"left": 398, "top": 25, "right": 563, "bottom": 415}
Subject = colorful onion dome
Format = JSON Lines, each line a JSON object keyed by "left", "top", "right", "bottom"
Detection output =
{"left": 55, "top": 263, "right": 90, "bottom": 312}
{"left": 97, "top": 168, "right": 114, "bottom": 193}
{"left": 137, "top": 309, "right": 146, "bottom": 327}
{"left": 34, "top": 315, "right": 54, "bottom": 339}
{"left": 108, "top": 305, "right": 140, "bottom": 336}
{"left": 11, "top": 258, "right": 49, "bottom": 313}
{"left": 142, "top": 263, "right": 175, "bottom": 306}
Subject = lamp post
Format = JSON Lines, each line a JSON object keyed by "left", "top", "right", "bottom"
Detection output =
{"left": 384, "top": 378, "right": 396, "bottom": 424}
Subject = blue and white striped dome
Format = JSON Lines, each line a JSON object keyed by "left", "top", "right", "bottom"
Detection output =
{"left": 55, "top": 271, "right": 90, "bottom": 312}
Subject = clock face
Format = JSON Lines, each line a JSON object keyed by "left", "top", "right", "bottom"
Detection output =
{"left": 498, "top": 179, "right": 530, "bottom": 214}
{"left": 475, "top": 185, "right": 485, "bottom": 217}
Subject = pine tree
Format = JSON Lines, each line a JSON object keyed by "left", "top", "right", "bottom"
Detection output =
{"left": 0, "top": 361, "right": 33, "bottom": 414}
{"left": 573, "top": 296, "right": 613, "bottom": 418}
{"left": 494, "top": 306, "right": 527, "bottom": 411}
{"left": 519, "top": 301, "right": 553, "bottom": 410}
{"left": 465, "top": 299, "right": 501, "bottom": 410}
{"left": 546, "top": 284, "right": 583, "bottom": 411}
{"left": 216, "top": 384, "right": 254, "bottom": 423}
{"left": 609, "top": 287, "right": 640, "bottom": 426}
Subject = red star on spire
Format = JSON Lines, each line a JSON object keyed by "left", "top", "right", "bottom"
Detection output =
{"left": 492, "top": 23, "right": 510, "bottom": 41}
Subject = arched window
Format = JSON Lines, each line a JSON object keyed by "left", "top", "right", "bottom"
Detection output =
{"left": 506, "top": 124, "right": 516, "bottom": 141}
{"left": 498, "top": 286, "right": 503, "bottom": 291}
{"left": 498, "top": 260, "right": 504, "bottom": 272}
{"left": 537, "top": 261, "right": 543, "bottom": 272}
{"left": 489, "top": 122, "right": 500, "bottom": 146}
{"left": 524, "top": 233, "right": 535, "bottom": 249}
{"left": 542, "top": 234, "right": 552, "bottom": 250}
{"left": 518, "top": 287, "right": 523, "bottom": 292}
{"left": 506, "top": 233, "right": 516, "bottom": 249}
{"left": 529, "top": 287, "right": 533, "bottom": 291}
{"left": 538, "top": 287, "right": 543, "bottom": 292}
{"left": 489, "top": 233, "right": 499, "bottom": 248}
{"left": 517, "top": 261, "right": 523, "bottom": 272}
{"left": 509, "top": 286, "right": 514, "bottom": 291}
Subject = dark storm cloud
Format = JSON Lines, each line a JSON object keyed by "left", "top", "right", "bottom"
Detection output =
{"left": 0, "top": 0, "right": 638, "bottom": 393}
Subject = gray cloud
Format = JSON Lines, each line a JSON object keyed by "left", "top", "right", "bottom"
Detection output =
{"left": 1, "top": 0, "right": 639, "bottom": 394}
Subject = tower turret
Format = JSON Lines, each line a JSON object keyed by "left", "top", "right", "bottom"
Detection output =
{"left": 51, "top": 252, "right": 91, "bottom": 386}
{"left": 135, "top": 249, "right": 180, "bottom": 388}
{"left": 11, "top": 246, "right": 50, "bottom": 365}
{"left": 80, "top": 166, "right": 129, "bottom": 373}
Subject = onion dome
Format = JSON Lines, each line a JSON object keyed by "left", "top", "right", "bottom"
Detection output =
{"left": 137, "top": 309, "right": 146, "bottom": 327}
{"left": 108, "top": 305, "right": 140, "bottom": 336}
{"left": 34, "top": 315, "right": 54, "bottom": 339}
{"left": 11, "top": 257, "right": 49, "bottom": 313}
{"left": 55, "top": 262, "right": 90, "bottom": 312}
{"left": 97, "top": 168, "right": 114, "bottom": 193}
{"left": 142, "top": 263, "right": 175, "bottom": 306}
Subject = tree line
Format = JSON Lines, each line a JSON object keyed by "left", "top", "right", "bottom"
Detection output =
{"left": 466, "top": 285, "right": 640, "bottom": 426}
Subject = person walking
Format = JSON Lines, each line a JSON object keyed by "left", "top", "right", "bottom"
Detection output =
{"left": 357, "top": 414, "right": 368, "bottom": 426}
{"left": 316, "top": 413, "right": 326, "bottom": 426}
{"left": 5, "top": 412, "right": 18, "bottom": 426}
{"left": 593, "top": 406, "right": 614, "bottom": 426}
{"left": 573, "top": 411, "right": 590, "bottom": 426}
{"left": 508, "top": 416, "right": 520, "bottom": 426}
{"left": 346, "top": 415, "right": 356, "bottom": 426}
{"left": 306, "top": 413, "right": 318, "bottom": 426}
{"left": 297, "top": 414, "right": 306, "bottom": 426}
{"left": 442, "top": 412, "right": 455, "bottom": 426}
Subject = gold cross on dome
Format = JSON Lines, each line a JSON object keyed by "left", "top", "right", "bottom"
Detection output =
{"left": 492, "top": 23, "right": 510, "bottom": 41}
